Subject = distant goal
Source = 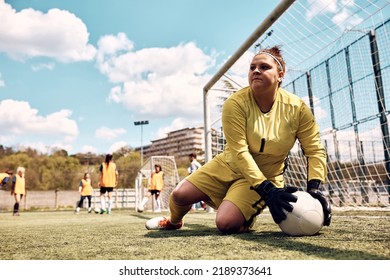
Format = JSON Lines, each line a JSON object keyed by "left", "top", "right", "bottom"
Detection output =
{"left": 135, "top": 156, "right": 180, "bottom": 212}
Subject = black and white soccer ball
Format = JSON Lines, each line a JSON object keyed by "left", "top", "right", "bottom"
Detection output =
{"left": 278, "top": 191, "right": 324, "bottom": 236}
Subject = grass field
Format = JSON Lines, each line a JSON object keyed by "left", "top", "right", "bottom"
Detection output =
{"left": 0, "top": 209, "right": 389, "bottom": 260}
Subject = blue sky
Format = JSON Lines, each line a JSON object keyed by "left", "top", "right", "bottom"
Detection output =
{"left": 0, "top": 0, "right": 279, "bottom": 155}
{"left": 2, "top": 0, "right": 388, "bottom": 156}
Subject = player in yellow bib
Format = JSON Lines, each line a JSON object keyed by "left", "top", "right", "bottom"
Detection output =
{"left": 146, "top": 46, "right": 331, "bottom": 233}
{"left": 0, "top": 170, "right": 13, "bottom": 189}
{"left": 98, "top": 154, "right": 118, "bottom": 214}
{"left": 138, "top": 164, "right": 164, "bottom": 212}
{"left": 75, "top": 172, "right": 93, "bottom": 214}
{"left": 11, "top": 167, "right": 26, "bottom": 216}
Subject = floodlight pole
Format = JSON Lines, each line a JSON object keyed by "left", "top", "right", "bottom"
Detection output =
{"left": 134, "top": 120, "right": 149, "bottom": 167}
{"left": 202, "top": 0, "right": 296, "bottom": 162}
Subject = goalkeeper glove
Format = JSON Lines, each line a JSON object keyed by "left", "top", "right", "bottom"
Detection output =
{"left": 307, "top": 179, "right": 332, "bottom": 226}
{"left": 251, "top": 180, "right": 298, "bottom": 224}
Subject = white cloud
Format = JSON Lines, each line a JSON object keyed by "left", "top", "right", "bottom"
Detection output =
{"left": 96, "top": 33, "right": 216, "bottom": 119}
{"left": 306, "top": 0, "right": 337, "bottom": 20}
{"left": 95, "top": 126, "right": 126, "bottom": 140}
{"left": 0, "top": 99, "right": 78, "bottom": 140}
{"left": 109, "top": 141, "right": 128, "bottom": 154}
{"left": 155, "top": 117, "right": 203, "bottom": 139}
{"left": 96, "top": 32, "right": 134, "bottom": 63}
{"left": 306, "top": 0, "right": 362, "bottom": 30}
{"left": 0, "top": 72, "right": 4, "bottom": 87}
{"left": 331, "top": 8, "right": 363, "bottom": 29}
{"left": 25, "top": 142, "right": 73, "bottom": 154}
{"left": 97, "top": 37, "right": 214, "bottom": 83}
{"left": 81, "top": 145, "right": 97, "bottom": 154}
{"left": 321, "top": 127, "right": 384, "bottom": 163}
{"left": 301, "top": 95, "right": 328, "bottom": 120}
{"left": 31, "top": 62, "right": 55, "bottom": 72}
{"left": 108, "top": 72, "right": 210, "bottom": 118}
{"left": 0, "top": 134, "right": 13, "bottom": 144}
{"left": 0, "top": 1, "right": 96, "bottom": 62}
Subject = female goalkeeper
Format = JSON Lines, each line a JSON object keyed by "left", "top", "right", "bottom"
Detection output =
{"left": 146, "top": 45, "right": 331, "bottom": 234}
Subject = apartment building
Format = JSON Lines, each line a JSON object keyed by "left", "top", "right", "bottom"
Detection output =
{"left": 135, "top": 126, "right": 225, "bottom": 162}
{"left": 142, "top": 127, "right": 204, "bottom": 161}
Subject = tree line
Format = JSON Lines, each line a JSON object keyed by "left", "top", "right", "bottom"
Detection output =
{"left": 0, "top": 145, "right": 155, "bottom": 191}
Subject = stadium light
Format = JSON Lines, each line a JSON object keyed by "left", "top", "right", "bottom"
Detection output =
{"left": 134, "top": 120, "right": 149, "bottom": 167}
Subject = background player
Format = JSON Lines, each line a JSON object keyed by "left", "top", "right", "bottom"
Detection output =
{"left": 138, "top": 164, "right": 164, "bottom": 213}
{"left": 75, "top": 172, "right": 93, "bottom": 214}
{"left": 98, "top": 154, "right": 118, "bottom": 214}
{"left": 11, "top": 167, "right": 26, "bottom": 216}
{"left": 0, "top": 170, "right": 13, "bottom": 189}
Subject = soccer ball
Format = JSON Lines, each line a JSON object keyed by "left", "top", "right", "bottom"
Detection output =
{"left": 94, "top": 207, "right": 100, "bottom": 214}
{"left": 278, "top": 191, "right": 324, "bottom": 236}
{"left": 137, "top": 205, "right": 144, "bottom": 213}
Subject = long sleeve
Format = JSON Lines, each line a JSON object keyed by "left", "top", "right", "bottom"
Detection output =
{"left": 296, "top": 103, "right": 327, "bottom": 182}
{"left": 222, "top": 90, "right": 267, "bottom": 187}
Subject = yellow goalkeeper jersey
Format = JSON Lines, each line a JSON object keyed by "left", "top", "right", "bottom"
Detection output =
{"left": 221, "top": 86, "right": 327, "bottom": 188}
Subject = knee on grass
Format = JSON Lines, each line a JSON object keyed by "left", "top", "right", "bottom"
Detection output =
{"left": 215, "top": 217, "right": 244, "bottom": 234}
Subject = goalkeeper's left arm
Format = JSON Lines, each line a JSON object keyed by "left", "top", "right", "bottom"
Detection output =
{"left": 296, "top": 102, "right": 331, "bottom": 226}
{"left": 307, "top": 180, "right": 332, "bottom": 226}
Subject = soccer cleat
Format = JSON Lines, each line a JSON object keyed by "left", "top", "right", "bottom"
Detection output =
{"left": 107, "top": 210, "right": 111, "bottom": 214}
{"left": 145, "top": 216, "right": 183, "bottom": 230}
{"left": 137, "top": 206, "right": 144, "bottom": 213}
{"left": 100, "top": 209, "right": 106, "bottom": 214}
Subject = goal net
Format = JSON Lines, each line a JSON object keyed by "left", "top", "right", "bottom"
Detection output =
{"left": 135, "top": 156, "right": 180, "bottom": 212}
{"left": 204, "top": 0, "right": 390, "bottom": 208}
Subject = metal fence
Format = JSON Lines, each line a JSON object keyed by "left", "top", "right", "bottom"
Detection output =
{"left": 0, "top": 188, "right": 137, "bottom": 212}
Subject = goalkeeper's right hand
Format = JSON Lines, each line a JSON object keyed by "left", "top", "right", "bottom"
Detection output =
{"left": 251, "top": 180, "right": 298, "bottom": 224}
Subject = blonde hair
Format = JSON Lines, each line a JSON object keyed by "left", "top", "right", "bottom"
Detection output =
{"left": 16, "top": 167, "right": 25, "bottom": 176}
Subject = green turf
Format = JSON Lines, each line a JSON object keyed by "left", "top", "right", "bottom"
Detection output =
{"left": 0, "top": 209, "right": 389, "bottom": 260}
